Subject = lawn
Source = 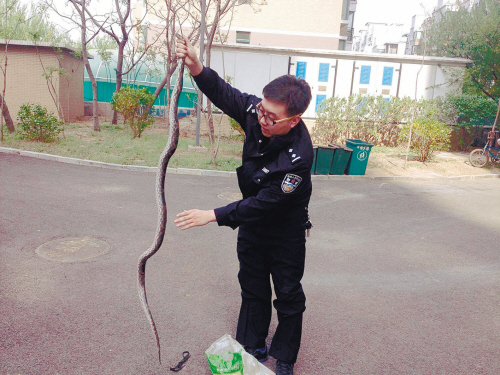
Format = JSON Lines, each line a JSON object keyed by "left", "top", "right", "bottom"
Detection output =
{"left": 1, "top": 116, "right": 244, "bottom": 172}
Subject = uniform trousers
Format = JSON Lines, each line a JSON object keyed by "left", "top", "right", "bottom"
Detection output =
{"left": 235, "top": 223, "right": 306, "bottom": 364}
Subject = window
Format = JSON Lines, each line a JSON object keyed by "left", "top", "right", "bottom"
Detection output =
{"left": 382, "top": 67, "right": 394, "bottom": 86}
{"left": 318, "top": 63, "right": 329, "bottom": 82}
{"left": 385, "top": 44, "right": 398, "bottom": 54}
{"left": 236, "top": 31, "right": 251, "bottom": 44}
{"left": 360, "top": 65, "right": 371, "bottom": 84}
{"left": 413, "top": 31, "right": 423, "bottom": 40}
{"left": 237, "top": 0, "right": 252, "bottom": 4}
{"left": 339, "top": 40, "right": 346, "bottom": 50}
{"left": 316, "top": 95, "right": 327, "bottom": 112}
{"left": 296, "top": 61, "right": 307, "bottom": 79}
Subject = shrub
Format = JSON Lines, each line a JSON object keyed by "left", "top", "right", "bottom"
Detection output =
{"left": 443, "top": 94, "right": 498, "bottom": 150}
{"left": 312, "top": 95, "right": 440, "bottom": 147}
{"left": 399, "top": 119, "right": 452, "bottom": 162}
{"left": 17, "top": 103, "right": 63, "bottom": 142}
{"left": 111, "top": 87, "right": 155, "bottom": 138}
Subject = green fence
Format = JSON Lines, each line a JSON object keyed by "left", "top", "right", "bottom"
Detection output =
{"left": 84, "top": 80, "right": 197, "bottom": 109}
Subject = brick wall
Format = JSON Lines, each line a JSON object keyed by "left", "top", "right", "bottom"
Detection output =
{"left": 0, "top": 43, "right": 84, "bottom": 123}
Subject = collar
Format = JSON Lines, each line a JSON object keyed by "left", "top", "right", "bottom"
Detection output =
{"left": 259, "top": 120, "right": 304, "bottom": 152}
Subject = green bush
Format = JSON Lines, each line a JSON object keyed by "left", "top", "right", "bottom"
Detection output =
{"left": 443, "top": 94, "right": 498, "bottom": 150}
{"left": 17, "top": 103, "right": 63, "bottom": 142}
{"left": 111, "top": 87, "right": 155, "bottom": 138}
{"left": 313, "top": 95, "right": 440, "bottom": 147}
{"left": 399, "top": 119, "right": 452, "bottom": 162}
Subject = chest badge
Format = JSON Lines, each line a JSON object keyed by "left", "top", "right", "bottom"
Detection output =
{"left": 281, "top": 173, "right": 302, "bottom": 193}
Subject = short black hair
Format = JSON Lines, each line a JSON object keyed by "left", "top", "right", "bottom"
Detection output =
{"left": 262, "top": 75, "right": 312, "bottom": 117}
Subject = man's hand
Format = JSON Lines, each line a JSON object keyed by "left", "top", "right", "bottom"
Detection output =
{"left": 176, "top": 37, "right": 203, "bottom": 76}
{"left": 174, "top": 209, "right": 216, "bottom": 230}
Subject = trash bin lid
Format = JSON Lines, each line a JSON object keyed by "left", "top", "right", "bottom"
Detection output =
{"left": 329, "top": 143, "right": 352, "bottom": 152}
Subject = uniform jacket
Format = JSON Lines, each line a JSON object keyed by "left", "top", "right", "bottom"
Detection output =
{"left": 193, "top": 67, "right": 313, "bottom": 231}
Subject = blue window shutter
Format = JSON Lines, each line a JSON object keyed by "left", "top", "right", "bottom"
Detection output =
{"left": 316, "top": 95, "right": 327, "bottom": 111}
{"left": 296, "top": 62, "right": 307, "bottom": 79}
{"left": 382, "top": 67, "right": 394, "bottom": 86}
{"left": 360, "top": 66, "right": 371, "bottom": 84}
{"left": 318, "top": 63, "right": 329, "bottom": 82}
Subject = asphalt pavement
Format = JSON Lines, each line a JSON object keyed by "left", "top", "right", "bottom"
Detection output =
{"left": 2, "top": 152, "right": 500, "bottom": 375}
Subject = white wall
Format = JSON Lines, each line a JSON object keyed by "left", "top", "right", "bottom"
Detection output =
{"left": 209, "top": 51, "right": 289, "bottom": 98}
{"left": 209, "top": 46, "right": 467, "bottom": 119}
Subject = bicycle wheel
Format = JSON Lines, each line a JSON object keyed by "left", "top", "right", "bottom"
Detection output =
{"left": 469, "top": 148, "right": 489, "bottom": 167}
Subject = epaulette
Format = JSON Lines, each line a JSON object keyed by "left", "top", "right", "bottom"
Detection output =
{"left": 287, "top": 148, "right": 302, "bottom": 164}
{"left": 246, "top": 101, "right": 257, "bottom": 114}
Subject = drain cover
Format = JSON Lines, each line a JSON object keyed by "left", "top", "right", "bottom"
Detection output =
{"left": 36, "top": 237, "right": 110, "bottom": 262}
{"left": 217, "top": 192, "right": 242, "bottom": 202}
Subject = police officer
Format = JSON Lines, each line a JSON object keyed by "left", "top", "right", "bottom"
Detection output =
{"left": 175, "top": 37, "right": 313, "bottom": 375}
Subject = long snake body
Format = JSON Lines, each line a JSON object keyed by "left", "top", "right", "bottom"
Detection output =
{"left": 137, "top": 58, "right": 185, "bottom": 364}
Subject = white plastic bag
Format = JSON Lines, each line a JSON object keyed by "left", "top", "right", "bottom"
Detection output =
{"left": 205, "top": 334, "right": 275, "bottom": 375}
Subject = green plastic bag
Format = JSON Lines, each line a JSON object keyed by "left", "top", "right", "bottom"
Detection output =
{"left": 205, "top": 334, "right": 275, "bottom": 375}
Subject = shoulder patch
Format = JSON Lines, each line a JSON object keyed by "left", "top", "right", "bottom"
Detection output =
{"left": 281, "top": 173, "right": 302, "bottom": 193}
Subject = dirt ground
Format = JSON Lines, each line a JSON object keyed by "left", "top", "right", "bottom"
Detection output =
{"left": 366, "top": 149, "right": 500, "bottom": 178}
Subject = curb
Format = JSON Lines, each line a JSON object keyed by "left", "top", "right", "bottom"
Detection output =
{"left": 0, "top": 147, "right": 236, "bottom": 178}
{"left": 2, "top": 146, "right": 500, "bottom": 181}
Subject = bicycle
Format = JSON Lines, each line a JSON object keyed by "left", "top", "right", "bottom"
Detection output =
{"left": 469, "top": 131, "right": 500, "bottom": 167}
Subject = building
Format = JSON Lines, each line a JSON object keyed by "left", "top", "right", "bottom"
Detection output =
{"left": 221, "top": 0, "right": 358, "bottom": 50}
{"left": 134, "top": 0, "right": 357, "bottom": 51}
{"left": 433, "top": 0, "right": 480, "bottom": 20}
{"left": 405, "top": 0, "right": 482, "bottom": 55}
{"left": 352, "top": 22, "right": 406, "bottom": 54}
{"left": 405, "top": 15, "right": 427, "bottom": 55}
{"left": 83, "top": 50, "right": 197, "bottom": 118}
{"left": 0, "top": 40, "right": 85, "bottom": 123}
{"left": 208, "top": 44, "right": 470, "bottom": 119}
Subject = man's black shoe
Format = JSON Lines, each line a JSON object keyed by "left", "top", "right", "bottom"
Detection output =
{"left": 244, "top": 345, "right": 269, "bottom": 362}
{"left": 276, "top": 359, "right": 294, "bottom": 375}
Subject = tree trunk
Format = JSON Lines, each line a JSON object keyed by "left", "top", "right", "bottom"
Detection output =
{"left": 112, "top": 41, "right": 126, "bottom": 125}
{"left": 152, "top": 69, "right": 174, "bottom": 124}
{"left": 492, "top": 99, "right": 500, "bottom": 133}
{"left": 75, "top": 0, "right": 99, "bottom": 132}
{"left": 0, "top": 93, "right": 15, "bottom": 133}
{"left": 204, "top": 3, "right": 220, "bottom": 144}
{"left": 83, "top": 58, "right": 99, "bottom": 131}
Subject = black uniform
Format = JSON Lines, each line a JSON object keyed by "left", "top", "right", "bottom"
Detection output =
{"left": 193, "top": 67, "right": 313, "bottom": 364}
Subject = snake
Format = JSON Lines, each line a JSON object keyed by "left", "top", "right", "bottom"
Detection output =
{"left": 137, "top": 57, "right": 185, "bottom": 364}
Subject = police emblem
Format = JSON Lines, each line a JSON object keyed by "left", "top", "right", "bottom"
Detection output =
{"left": 281, "top": 173, "right": 302, "bottom": 193}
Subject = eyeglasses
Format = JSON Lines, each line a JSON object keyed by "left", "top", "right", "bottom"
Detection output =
{"left": 256, "top": 102, "right": 298, "bottom": 126}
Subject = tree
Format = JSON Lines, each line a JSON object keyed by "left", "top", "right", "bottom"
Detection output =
{"left": 424, "top": 0, "right": 500, "bottom": 100}
{"left": 85, "top": 0, "right": 164, "bottom": 125}
{"left": 145, "top": 0, "right": 265, "bottom": 143}
{"left": 145, "top": 0, "right": 200, "bottom": 126}
{"left": 46, "top": 0, "right": 102, "bottom": 131}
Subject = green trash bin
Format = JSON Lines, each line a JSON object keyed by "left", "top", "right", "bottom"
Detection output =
{"left": 345, "top": 139, "right": 373, "bottom": 175}
{"left": 311, "top": 146, "right": 318, "bottom": 174}
{"left": 314, "top": 145, "right": 336, "bottom": 175}
{"left": 328, "top": 143, "right": 352, "bottom": 175}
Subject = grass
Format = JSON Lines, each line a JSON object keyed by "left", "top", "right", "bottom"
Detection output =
{"left": 1, "top": 118, "right": 244, "bottom": 171}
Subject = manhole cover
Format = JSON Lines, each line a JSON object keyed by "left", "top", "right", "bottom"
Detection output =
{"left": 217, "top": 192, "right": 242, "bottom": 202}
{"left": 36, "top": 237, "right": 110, "bottom": 262}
